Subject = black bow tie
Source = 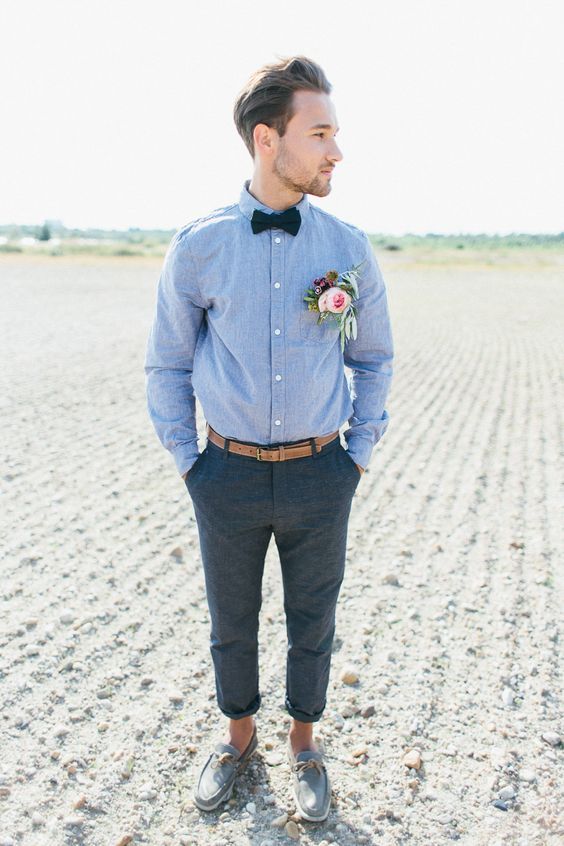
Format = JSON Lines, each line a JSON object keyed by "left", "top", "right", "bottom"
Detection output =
{"left": 250, "top": 206, "right": 301, "bottom": 236}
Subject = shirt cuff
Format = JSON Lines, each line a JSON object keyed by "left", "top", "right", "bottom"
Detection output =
{"left": 171, "top": 442, "right": 201, "bottom": 477}
{"left": 344, "top": 443, "right": 371, "bottom": 471}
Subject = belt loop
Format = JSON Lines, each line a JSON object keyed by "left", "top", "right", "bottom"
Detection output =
{"left": 309, "top": 436, "right": 319, "bottom": 459}
{"left": 222, "top": 436, "right": 230, "bottom": 460}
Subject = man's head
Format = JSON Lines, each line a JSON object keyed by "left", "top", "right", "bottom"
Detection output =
{"left": 233, "top": 55, "right": 343, "bottom": 199}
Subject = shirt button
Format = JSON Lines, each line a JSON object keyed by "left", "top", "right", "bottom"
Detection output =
{"left": 275, "top": 419, "right": 281, "bottom": 425}
{"left": 274, "top": 237, "right": 281, "bottom": 244}
{"left": 274, "top": 328, "right": 281, "bottom": 335}
{"left": 275, "top": 374, "right": 282, "bottom": 381}
{"left": 274, "top": 282, "right": 281, "bottom": 288}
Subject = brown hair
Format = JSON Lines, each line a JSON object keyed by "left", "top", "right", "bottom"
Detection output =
{"left": 233, "top": 55, "right": 332, "bottom": 159}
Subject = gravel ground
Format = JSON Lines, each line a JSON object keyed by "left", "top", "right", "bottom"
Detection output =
{"left": 1, "top": 250, "right": 562, "bottom": 846}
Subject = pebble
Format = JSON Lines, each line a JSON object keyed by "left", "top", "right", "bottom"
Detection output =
{"left": 245, "top": 801, "right": 256, "bottom": 815}
{"left": 403, "top": 749, "right": 422, "bottom": 770}
{"left": 264, "top": 751, "right": 284, "bottom": 766}
{"left": 0, "top": 838, "right": 15, "bottom": 846}
{"left": 115, "top": 837, "right": 134, "bottom": 846}
{"left": 271, "top": 813, "right": 288, "bottom": 828}
{"left": 360, "top": 704, "right": 375, "bottom": 718}
{"left": 501, "top": 687, "right": 514, "bottom": 706}
{"left": 25, "top": 644, "right": 40, "bottom": 657}
{"left": 31, "top": 812, "right": 46, "bottom": 826}
{"left": 437, "top": 813, "right": 452, "bottom": 824}
{"left": 541, "top": 731, "right": 561, "bottom": 747}
{"left": 331, "top": 713, "right": 345, "bottom": 729}
{"left": 498, "top": 784, "right": 516, "bottom": 801}
{"left": 63, "top": 815, "right": 83, "bottom": 827}
{"left": 60, "top": 610, "right": 75, "bottom": 625}
{"left": 53, "top": 724, "right": 70, "bottom": 738}
{"left": 169, "top": 690, "right": 184, "bottom": 704}
{"left": 138, "top": 782, "right": 157, "bottom": 800}
{"left": 490, "top": 746, "right": 511, "bottom": 768}
{"left": 285, "top": 819, "right": 300, "bottom": 839}
{"left": 519, "top": 768, "right": 536, "bottom": 783}
{"left": 382, "top": 573, "right": 400, "bottom": 586}
{"left": 492, "top": 800, "right": 508, "bottom": 811}
{"left": 96, "top": 686, "right": 112, "bottom": 699}
{"left": 341, "top": 668, "right": 360, "bottom": 685}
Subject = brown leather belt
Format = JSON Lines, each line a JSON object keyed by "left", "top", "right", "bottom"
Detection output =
{"left": 206, "top": 423, "right": 339, "bottom": 462}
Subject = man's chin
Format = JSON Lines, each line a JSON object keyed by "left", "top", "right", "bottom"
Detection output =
{"left": 305, "top": 181, "right": 332, "bottom": 199}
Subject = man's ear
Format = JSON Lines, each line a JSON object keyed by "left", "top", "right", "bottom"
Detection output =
{"left": 253, "top": 122, "right": 277, "bottom": 157}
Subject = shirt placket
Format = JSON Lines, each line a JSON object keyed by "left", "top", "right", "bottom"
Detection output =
{"left": 270, "top": 230, "right": 285, "bottom": 443}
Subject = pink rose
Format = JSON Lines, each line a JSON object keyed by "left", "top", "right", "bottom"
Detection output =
{"left": 318, "top": 287, "right": 351, "bottom": 313}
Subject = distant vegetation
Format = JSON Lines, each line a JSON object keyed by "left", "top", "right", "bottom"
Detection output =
{"left": 0, "top": 220, "right": 562, "bottom": 257}
{"left": 0, "top": 221, "right": 173, "bottom": 256}
{"left": 368, "top": 232, "right": 564, "bottom": 251}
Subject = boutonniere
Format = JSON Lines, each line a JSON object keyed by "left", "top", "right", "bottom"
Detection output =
{"left": 303, "top": 261, "right": 365, "bottom": 352}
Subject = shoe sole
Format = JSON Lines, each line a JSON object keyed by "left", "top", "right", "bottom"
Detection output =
{"left": 193, "top": 777, "right": 235, "bottom": 812}
{"left": 193, "top": 732, "right": 258, "bottom": 812}
{"left": 291, "top": 780, "right": 331, "bottom": 822}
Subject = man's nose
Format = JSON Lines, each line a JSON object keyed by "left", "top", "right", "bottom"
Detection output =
{"left": 329, "top": 139, "right": 343, "bottom": 163}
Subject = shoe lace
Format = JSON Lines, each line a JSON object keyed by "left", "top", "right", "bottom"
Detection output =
{"left": 293, "top": 758, "right": 326, "bottom": 775}
{"left": 211, "top": 751, "right": 238, "bottom": 769}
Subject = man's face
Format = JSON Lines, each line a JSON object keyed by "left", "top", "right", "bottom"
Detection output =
{"left": 271, "top": 90, "right": 343, "bottom": 198}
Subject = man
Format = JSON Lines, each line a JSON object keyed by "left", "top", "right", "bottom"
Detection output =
{"left": 144, "top": 55, "right": 394, "bottom": 821}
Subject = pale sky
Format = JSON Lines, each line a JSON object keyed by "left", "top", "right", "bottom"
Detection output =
{"left": 2, "top": 0, "right": 563, "bottom": 235}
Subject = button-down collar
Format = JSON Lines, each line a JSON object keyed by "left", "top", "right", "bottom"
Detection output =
{"left": 238, "top": 178, "right": 311, "bottom": 223}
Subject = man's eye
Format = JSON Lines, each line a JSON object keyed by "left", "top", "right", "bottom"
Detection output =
{"left": 315, "top": 133, "right": 325, "bottom": 137}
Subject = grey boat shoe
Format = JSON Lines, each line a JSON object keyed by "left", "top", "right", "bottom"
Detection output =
{"left": 287, "top": 736, "right": 332, "bottom": 822}
{"left": 194, "top": 722, "right": 258, "bottom": 811}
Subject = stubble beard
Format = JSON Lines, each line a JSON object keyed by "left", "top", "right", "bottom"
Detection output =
{"left": 272, "top": 145, "right": 331, "bottom": 199}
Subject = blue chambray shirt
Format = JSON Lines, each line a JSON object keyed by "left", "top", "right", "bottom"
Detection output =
{"left": 144, "top": 178, "right": 394, "bottom": 477}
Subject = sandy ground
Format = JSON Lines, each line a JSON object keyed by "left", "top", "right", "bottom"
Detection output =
{"left": 1, "top": 249, "right": 562, "bottom": 846}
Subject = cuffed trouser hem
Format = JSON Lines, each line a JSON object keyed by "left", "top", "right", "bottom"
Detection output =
{"left": 218, "top": 692, "right": 261, "bottom": 720}
{"left": 285, "top": 695, "right": 326, "bottom": 723}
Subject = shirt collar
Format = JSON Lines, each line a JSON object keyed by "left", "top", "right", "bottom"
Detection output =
{"left": 238, "top": 178, "right": 311, "bottom": 222}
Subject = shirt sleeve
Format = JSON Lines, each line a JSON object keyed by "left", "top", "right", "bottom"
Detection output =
{"left": 342, "top": 233, "right": 394, "bottom": 470}
{"left": 144, "top": 230, "right": 206, "bottom": 477}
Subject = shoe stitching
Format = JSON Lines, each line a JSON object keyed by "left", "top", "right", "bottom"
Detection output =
{"left": 211, "top": 751, "right": 238, "bottom": 769}
{"left": 293, "top": 758, "right": 326, "bottom": 775}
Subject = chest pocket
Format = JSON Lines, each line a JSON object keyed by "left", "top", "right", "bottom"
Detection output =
{"left": 300, "top": 306, "right": 340, "bottom": 345}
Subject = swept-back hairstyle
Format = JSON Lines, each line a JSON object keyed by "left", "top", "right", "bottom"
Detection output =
{"left": 233, "top": 55, "right": 332, "bottom": 159}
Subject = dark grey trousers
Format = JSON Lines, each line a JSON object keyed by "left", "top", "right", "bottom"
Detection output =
{"left": 185, "top": 430, "right": 361, "bottom": 723}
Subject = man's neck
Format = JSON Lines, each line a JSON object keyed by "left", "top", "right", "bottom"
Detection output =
{"left": 247, "top": 175, "right": 304, "bottom": 212}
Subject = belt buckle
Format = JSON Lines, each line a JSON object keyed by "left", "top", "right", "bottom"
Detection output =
{"left": 256, "top": 447, "right": 262, "bottom": 461}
